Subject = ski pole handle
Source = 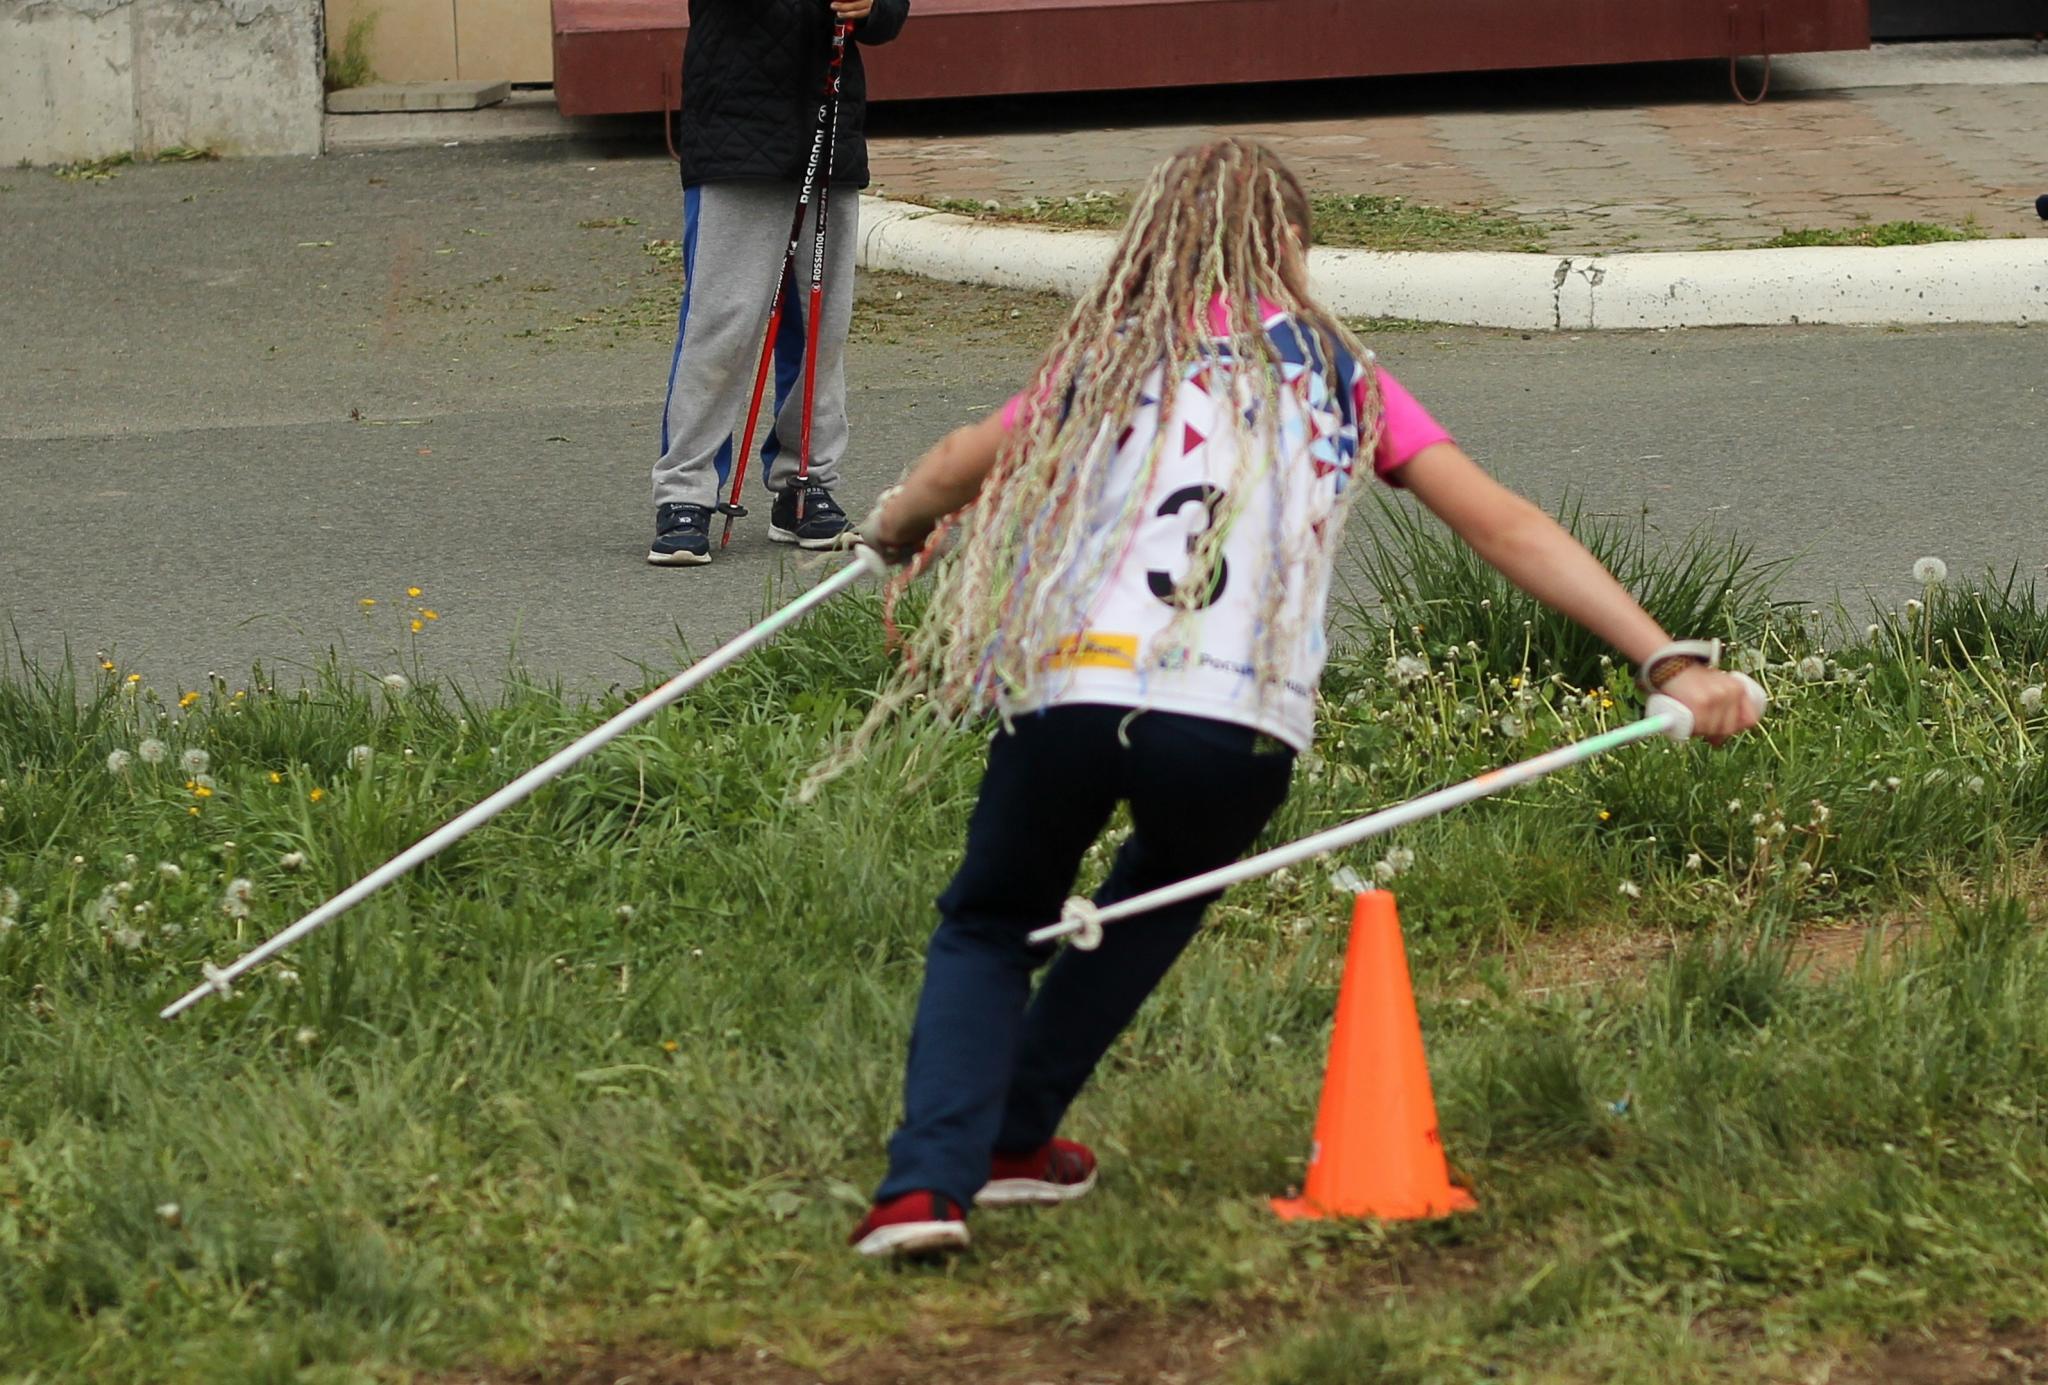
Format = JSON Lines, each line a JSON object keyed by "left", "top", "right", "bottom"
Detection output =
{"left": 1645, "top": 671, "right": 1768, "bottom": 741}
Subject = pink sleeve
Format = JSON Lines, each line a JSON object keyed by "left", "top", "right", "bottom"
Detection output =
{"left": 1362, "top": 366, "right": 1454, "bottom": 483}
{"left": 999, "top": 391, "right": 1029, "bottom": 432}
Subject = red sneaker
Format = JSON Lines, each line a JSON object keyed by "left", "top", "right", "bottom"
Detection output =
{"left": 978, "top": 1138, "right": 1099, "bottom": 1207}
{"left": 849, "top": 1191, "right": 970, "bottom": 1259}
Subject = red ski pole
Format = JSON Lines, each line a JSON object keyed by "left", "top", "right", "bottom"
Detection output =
{"left": 793, "top": 21, "right": 851, "bottom": 521}
{"left": 719, "top": 20, "right": 852, "bottom": 547}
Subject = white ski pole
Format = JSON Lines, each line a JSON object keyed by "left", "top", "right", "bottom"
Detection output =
{"left": 161, "top": 549, "right": 885, "bottom": 1019}
{"left": 1028, "top": 676, "right": 1766, "bottom": 951}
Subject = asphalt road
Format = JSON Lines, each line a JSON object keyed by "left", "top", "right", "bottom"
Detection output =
{"left": 3, "top": 142, "right": 2041, "bottom": 697}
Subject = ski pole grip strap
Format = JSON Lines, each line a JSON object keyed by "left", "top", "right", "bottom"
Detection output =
{"left": 1636, "top": 639, "right": 1722, "bottom": 695}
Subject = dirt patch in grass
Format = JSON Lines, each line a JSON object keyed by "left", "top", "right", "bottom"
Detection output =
{"left": 1824, "top": 1321, "right": 2048, "bottom": 1384}
{"left": 465, "top": 1313, "right": 1246, "bottom": 1385}
{"left": 446, "top": 1251, "right": 1491, "bottom": 1385}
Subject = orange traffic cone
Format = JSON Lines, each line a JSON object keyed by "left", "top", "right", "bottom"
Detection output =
{"left": 1271, "top": 889, "right": 1477, "bottom": 1222}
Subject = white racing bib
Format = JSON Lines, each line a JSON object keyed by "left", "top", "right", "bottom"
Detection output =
{"left": 1006, "top": 310, "right": 1369, "bottom": 750}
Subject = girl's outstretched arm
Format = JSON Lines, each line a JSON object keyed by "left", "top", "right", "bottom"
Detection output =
{"left": 863, "top": 411, "right": 1008, "bottom": 562}
{"left": 1398, "top": 443, "right": 1761, "bottom": 743}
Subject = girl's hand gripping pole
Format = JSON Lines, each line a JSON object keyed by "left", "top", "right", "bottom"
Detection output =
{"left": 1029, "top": 674, "right": 1766, "bottom": 952}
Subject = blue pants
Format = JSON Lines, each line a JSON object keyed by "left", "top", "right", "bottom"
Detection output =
{"left": 877, "top": 704, "right": 1296, "bottom": 1210}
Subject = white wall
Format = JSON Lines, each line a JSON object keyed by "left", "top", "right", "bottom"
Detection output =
{"left": 0, "top": 0, "right": 324, "bottom": 166}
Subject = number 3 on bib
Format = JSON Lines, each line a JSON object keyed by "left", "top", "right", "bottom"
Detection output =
{"left": 1146, "top": 483, "right": 1229, "bottom": 611}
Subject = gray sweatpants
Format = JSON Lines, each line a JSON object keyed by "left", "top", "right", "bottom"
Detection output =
{"left": 653, "top": 181, "right": 859, "bottom": 509}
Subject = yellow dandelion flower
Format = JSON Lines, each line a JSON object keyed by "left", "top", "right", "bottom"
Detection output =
{"left": 309, "top": 788, "right": 325, "bottom": 803}
{"left": 100, "top": 659, "right": 116, "bottom": 672}
{"left": 126, "top": 673, "right": 141, "bottom": 684}
{"left": 359, "top": 598, "right": 377, "bottom": 608}
{"left": 422, "top": 610, "right": 439, "bottom": 621}
{"left": 178, "top": 691, "right": 200, "bottom": 709}
{"left": 411, "top": 619, "right": 424, "bottom": 633}
{"left": 1509, "top": 676, "right": 1523, "bottom": 689}
{"left": 1597, "top": 809, "right": 1612, "bottom": 821}
{"left": 661, "top": 1040, "right": 680, "bottom": 1053}
{"left": 188, "top": 806, "right": 201, "bottom": 817}
{"left": 407, "top": 586, "right": 423, "bottom": 598}
{"left": 268, "top": 771, "right": 283, "bottom": 785}
{"left": 192, "top": 785, "right": 213, "bottom": 799}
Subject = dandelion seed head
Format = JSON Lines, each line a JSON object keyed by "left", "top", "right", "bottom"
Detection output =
{"left": 106, "top": 749, "right": 133, "bottom": 774}
{"left": 155, "top": 1202, "right": 181, "bottom": 1227}
{"left": 1911, "top": 556, "right": 1948, "bottom": 584}
{"left": 1388, "top": 655, "right": 1429, "bottom": 686}
{"left": 110, "top": 926, "right": 143, "bottom": 951}
{"left": 381, "top": 673, "right": 411, "bottom": 695}
{"left": 1497, "top": 713, "right": 1525, "bottom": 738}
{"left": 138, "top": 738, "right": 167, "bottom": 764}
{"left": 1684, "top": 853, "right": 1703, "bottom": 870}
{"left": 295, "top": 1026, "right": 319, "bottom": 1047}
{"left": 2021, "top": 686, "right": 2043, "bottom": 713}
{"left": 180, "top": 748, "right": 209, "bottom": 775}
{"left": 615, "top": 904, "right": 636, "bottom": 922}
{"left": 1797, "top": 656, "right": 1827, "bottom": 682}
{"left": 279, "top": 851, "right": 305, "bottom": 872}
{"left": 1618, "top": 881, "right": 1642, "bottom": 899}
{"left": 1885, "top": 776, "right": 1902, "bottom": 790}
{"left": 1965, "top": 775, "right": 1985, "bottom": 793}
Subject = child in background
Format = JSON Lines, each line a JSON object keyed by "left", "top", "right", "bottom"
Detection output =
{"left": 847, "top": 138, "right": 1760, "bottom": 1258}
{"left": 648, "top": 0, "right": 908, "bottom": 566}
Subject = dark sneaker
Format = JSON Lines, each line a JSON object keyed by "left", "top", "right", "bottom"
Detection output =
{"left": 849, "top": 1191, "right": 970, "bottom": 1259}
{"left": 648, "top": 503, "right": 711, "bottom": 566}
{"left": 769, "top": 484, "right": 851, "bottom": 550}
{"left": 977, "top": 1138, "right": 1099, "bottom": 1207}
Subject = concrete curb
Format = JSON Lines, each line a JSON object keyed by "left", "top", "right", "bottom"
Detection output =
{"left": 859, "top": 198, "right": 2046, "bottom": 330}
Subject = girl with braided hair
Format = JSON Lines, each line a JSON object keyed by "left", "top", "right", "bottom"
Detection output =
{"left": 847, "top": 138, "right": 1759, "bottom": 1259}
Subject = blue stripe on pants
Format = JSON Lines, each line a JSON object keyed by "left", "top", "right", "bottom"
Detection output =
{"left": 658, "top": 187, "right": 737, "bottom": 486}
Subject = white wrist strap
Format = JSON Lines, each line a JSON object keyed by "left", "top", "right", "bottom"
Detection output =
{"left": 1637, "top": 639, "right": 1721, "bottom": 694}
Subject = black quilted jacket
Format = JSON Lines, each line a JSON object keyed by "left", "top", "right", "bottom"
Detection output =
{"left": 678, "top": 0, "right": 909, "bottom": 189}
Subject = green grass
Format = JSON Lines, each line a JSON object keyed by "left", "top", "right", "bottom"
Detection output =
{"left": 324, "top": 12, "right": 380, "bottom": 94}
{"left": 2, "top": 523, "right": 2045, "bottom": 1381}
{"left": 915, "top": 192, "right": 1551, "bottom": 254}
{"left": 1761, "top": 219, "right": 1983, "bottom": 249}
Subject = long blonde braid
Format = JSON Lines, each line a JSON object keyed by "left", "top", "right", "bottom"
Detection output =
{"left": 811, "top": 138, "right": 1386, "bottom": 791}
